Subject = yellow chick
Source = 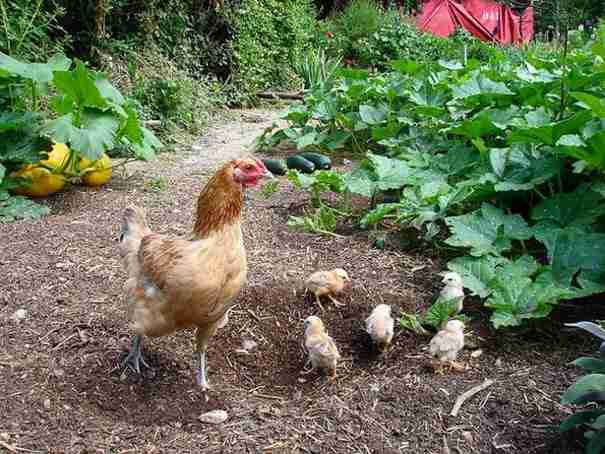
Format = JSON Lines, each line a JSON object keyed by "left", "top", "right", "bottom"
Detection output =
{"left": 429, "top": 320, "right": 465, "bottom": 373}
{"left": 305, "top": 268, "right": 350, "bottom": 310}
{"left": 439, "top": 271, "right": 465, "bottom": 314}
{"left": 303, "top": 316, "right": 341, "bottom": 378}
{"left": 365, "top": 304, "right": 395, "bottom": 353}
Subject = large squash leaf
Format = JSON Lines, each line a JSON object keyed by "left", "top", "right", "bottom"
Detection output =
{"left": 444, "top": 203, "right": 532, "bottom": 257}
{"left": 0, "top": 190, "right": 49, "bottom": 223}
{"left": 562, "top": 374, "right": 605, "bottom": 405}
{"left": 447, "top": 255, "right": 506, "bottom": 298}
{"left": 42, "top": 109, "right": 119, "bottom": 160}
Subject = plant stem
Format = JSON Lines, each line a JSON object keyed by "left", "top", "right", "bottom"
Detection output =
{"left": 0, "top": 0, "right": 11, "bottom": 54}
{"left": 557, "top": 25, "right": 569, "bottom": 121}
{"left": 15, "top": 0, "right": 43, "bottom": 54}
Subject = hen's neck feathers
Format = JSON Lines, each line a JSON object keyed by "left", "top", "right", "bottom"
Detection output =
{"left": 193, "top": 162, "right": 243, "bottom": 238}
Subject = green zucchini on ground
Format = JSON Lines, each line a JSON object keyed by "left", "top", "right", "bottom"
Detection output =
{"left": 286, "top": 155, "right": 315, "bottom": 173}
{"left": 261, "top": 158, "right": 288, "bottom": 176}
{"left": 298, "top": 152, "right": 332, "bottom": 170}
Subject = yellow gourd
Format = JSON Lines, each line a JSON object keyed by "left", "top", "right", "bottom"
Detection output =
{"left": 79, "top": 153, "right": 113, "bottom": 187}
{"left": 11, "top": 165, "right": 66, "bottom": 197}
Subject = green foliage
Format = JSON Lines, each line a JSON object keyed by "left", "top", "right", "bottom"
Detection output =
{"left": 561, "top": 322, "right": 605, "bottom": 454}
{"left": 293, "top": 48, "right": 342, "bottom": 90}
{"left": 0, "top": 53, "right": 162, "bottom": 222}
{"left": 0, "top": 0, "right": 70, "bottom": 61}
{"left": 229, "top": 0, "right": 317, "bottom": 103}
{"left": 258, "top": 22, "right": 605, "bottom": 328}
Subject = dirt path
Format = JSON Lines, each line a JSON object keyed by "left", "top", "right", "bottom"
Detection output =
{"left": 0, "top": 109, "right": 594, "bottom": 453}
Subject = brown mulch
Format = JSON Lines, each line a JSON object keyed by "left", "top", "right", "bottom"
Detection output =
{"left": 0, "top": 109, "right": 600, "bottom": 453}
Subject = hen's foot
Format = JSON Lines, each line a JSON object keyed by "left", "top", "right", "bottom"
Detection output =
{"left": 121, "top": 335, "right": 151, "bottom": 374}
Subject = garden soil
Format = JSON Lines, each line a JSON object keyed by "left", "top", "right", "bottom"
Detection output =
{"left": 0, "top": 109, "right": 601, "bottom": 453}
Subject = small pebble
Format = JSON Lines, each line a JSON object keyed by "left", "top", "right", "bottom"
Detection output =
{"left": 43, "top": 399, "right": 51, "bottom": 409}
{"left": 199, "top": 409, "right": 229, "bottom": 424}
{"left": 495, "top": 358, "right": 503, "bottom": 368}
{"left": 241, "top": 339, "right": 258, "bottom": 352}
{"left": 11, "top": 309, "right": 27, "bottom": 322}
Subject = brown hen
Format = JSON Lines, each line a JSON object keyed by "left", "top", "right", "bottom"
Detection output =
{"left": 118, "top": 157, "right": 270, "bottom": 390}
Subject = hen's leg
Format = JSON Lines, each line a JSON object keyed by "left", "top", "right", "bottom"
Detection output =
{"left": 121, "top": 335, "right": 151, "bottom": 373}
{"left": 195, "top": 323, "right": 220, "bottom": 392}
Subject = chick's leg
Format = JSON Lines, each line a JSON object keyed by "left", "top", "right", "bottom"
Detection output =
{"left": 314, "top": 294, "right": 325, "bottom": 312}
{"left": 328, "top": 295, "right": 345, "bottom": 307}
{"left": 121, "top": 335, "right": 151, "bottom": 373}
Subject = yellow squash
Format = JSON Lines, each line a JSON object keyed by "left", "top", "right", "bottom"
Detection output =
{"left": 79, "top": 153, "right": 113, "bottom": 187}
{"left": 11, "top": 165, "right": 66, "bottom": 198}
{"left": 40, "top": 143, "right": 71, "bottom": 171}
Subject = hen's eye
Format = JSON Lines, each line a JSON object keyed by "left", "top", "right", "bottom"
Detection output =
{"left": 245, "top": 164, "right": 254, "bottom": 171}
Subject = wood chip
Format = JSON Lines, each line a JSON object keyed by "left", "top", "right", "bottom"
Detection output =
{"left": 450, "top": 379, "right": 495, "bottom": 417}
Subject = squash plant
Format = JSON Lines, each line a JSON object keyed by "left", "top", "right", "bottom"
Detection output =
{"left": 561, "top": 322, "right": 605, "bottom": 454}
{"left": 0, "top": 52, "right": 162, "bottom": 222}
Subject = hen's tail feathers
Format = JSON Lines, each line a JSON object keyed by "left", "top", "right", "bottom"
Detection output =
{"left": 119, "top": 206, "right": 152, "bottom": 274}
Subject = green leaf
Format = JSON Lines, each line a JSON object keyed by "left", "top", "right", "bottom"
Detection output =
{"left": 295, "top": 131, "right": 319, "bottom": 149}
{"left": 42, "top": 110, "right": 119, "bottom": 160}
{"left": 444, "top": 203, "right": 531, "bottom": 257}
{"left": 360, "top": 203, "right": 399, "bottom": 228}
{"left": 53, "top": 61, "right": 107, "bottom": 110}
{"left": 560, "top": 410, "right": 605, "bottom": 432}
{"left": 531, "top": 187, "right": 605, "bottom": 227}
{"left": 449, "top": 112, "right": 499, "bottom": 139}
{"left": 556, "top": 134, "right": 586, "bottom": 147}
{"left": 451, "top": 74, "right": 513, "bottom": 100}
{"left": 423, "top": 296, "right": 464, "bottom": 330}
{"left": 0, "top": 52, "right": 70, "bottom": 84}
{"left": 359, "top": 105, "right": 387, "bottom": 125}
{"left": 509, "top": 110, "right": 593, "bottom": 146}
{"left": 586, "top": 430, "right": 605, "bottom": 454}
{"left": 447, "top": 255, "right": 506, "bottom": 298}
{"left": 367, "top": 153, "right": 410, "bottom": 191}
{"left": 94, "top": 75, "right": 125, "bottom": 106}
{"left": 0, "top": 190, "right": 49, "bottom": 223}
{"left": 130, "top": 127, "right": 161, "bottom": 160}
{"left": 345, "top": 166, "right": 376, "bottom": 198}
{"left": 562, "top": 374, "right": 605, "bottom": 405}
{"left": 571, "top": 92, "right": 605, "bottom": 117}
{"left": 572, "top": 358, "right": 605, "bottom": 374}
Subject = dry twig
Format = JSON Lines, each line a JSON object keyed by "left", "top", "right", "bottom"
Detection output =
{"left": 450, "top": 379, "right": 495, "bottom": 417}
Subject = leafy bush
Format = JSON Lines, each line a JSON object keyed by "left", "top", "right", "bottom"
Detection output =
{"left": 133, "top": 76, "right": 223, "bottom": 133}
{"left": 255, "top": 23, "right": 605, "bottom": 328}
{"left": 0, "top": 0, "right": 71, "bottom": 61}
{"left": 560, "top": 322, "right": 605, "bottom": 454}
{"left": 293, "top": 48, "right": 342, "bottom": 90}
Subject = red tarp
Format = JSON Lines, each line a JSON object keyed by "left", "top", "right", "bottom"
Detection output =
{"left": 416, "top": 0, "right": 534, "bottom": 45}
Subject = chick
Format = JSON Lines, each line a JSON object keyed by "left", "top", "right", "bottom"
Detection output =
{"left": 439, "top": 271, "right": 465, "bottom": 314}
{"left": 429, "top": 320, "right": 465, "bottom": 373}
{"left": 303, "top": 316, "right": 341, "bottom": 378}
{"left": 305, "top": 268, "right": 350, "bottom": 310}
{"left": 365, "top": 304, "right": 395, "bottom": 353}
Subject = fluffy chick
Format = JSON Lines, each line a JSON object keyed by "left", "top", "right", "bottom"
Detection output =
{"left": 305, "top": 268, "right": 350, "bottom": 310}
{"left": 365, "top": 304, "right": 395, "bottom": 353}
{"left": 429, "top": 319, "right": 465, "bottom": 373}
{"left": 303, "top": 316, "right": 341, "bottom": 378}
{"left": 440, "top": 271, "right": 465, "bottom": 314}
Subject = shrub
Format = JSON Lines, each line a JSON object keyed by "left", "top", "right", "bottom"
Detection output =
{"left": 228, "top": 0, "right": 317, "bottom": 103}
{"left": 0, "top": 0, "right": 71, "bottom": 61}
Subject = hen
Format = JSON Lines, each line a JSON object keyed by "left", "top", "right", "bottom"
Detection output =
{"left": 303, "top": 316, "right": 341, "bottom": 378}
{"left": 305, "top": 268, "right": 350, "bottom": 310}
{"left": 118, "top": 157, "right": 270, "bottom": 390}
{"left": 365, "top": 304, "right": 395, "bottom": 353}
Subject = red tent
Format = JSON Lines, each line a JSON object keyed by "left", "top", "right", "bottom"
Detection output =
{"left": 416, "top": 0, "right": 534, "bottom": 45}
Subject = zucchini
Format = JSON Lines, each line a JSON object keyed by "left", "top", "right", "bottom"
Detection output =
{"left": 261, "top": 158, "right": 287, "bottom": 176}
{"left": 286, "top": 155, "right": 315, "bottom": 174}
{"left": 298, "top": 152, "right": 332, "bottom": 170}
